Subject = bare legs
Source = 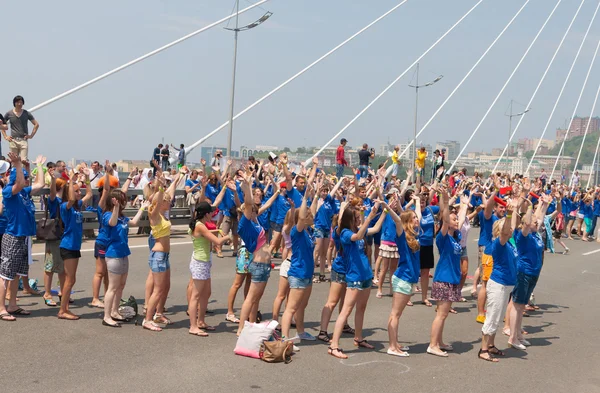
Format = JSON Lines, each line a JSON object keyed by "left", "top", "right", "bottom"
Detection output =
{"left": 58, "top": 258, "right": 80, "bottom": 320}
{"left": 189, "top": 278, "right": 211, "bottom": 335}
{"left": 387, "top": 292, "right": 411, "bottom": 355}
{"left": 271, "top": 276, "right": 289, "bottom": 322}
{"left": 429, "top": 300, "right": 451, "bottom": 356}
{"left": 227, "top": 273, "right": 250, "bottom": 319}
{"left": 420, "top": 269, "right": 432, "bottom": 306}
{"left": 91, "top": 257, "right": 108, "bottom": 307}
{"left": 236, "top": 281, "right": 268, "bottom": 335}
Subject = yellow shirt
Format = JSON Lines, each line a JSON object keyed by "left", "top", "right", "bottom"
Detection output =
{"left": 415, "top": 151, "right": 427, "bottom": 168}
{"left": 392, "top": 151, "right": 399, "bottom": 164}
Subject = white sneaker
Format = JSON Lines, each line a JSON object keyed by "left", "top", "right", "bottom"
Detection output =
{"left": 520, "top": 339, "right": 531, "bottom": 347}
{"left": 298, "top": 332, "right": 316, "bottom": 341}
{"left": 508, "top": 341, "right": 527, "bottom": 351}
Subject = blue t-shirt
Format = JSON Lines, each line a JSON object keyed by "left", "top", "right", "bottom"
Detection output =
{"left": 60, "top": 200, "right": 84, "bottom": 251}
{"left": 488, "top": 237, "right": 517, "bottom": 286}
{"left": 185, "top": 179, "right": 199, "bottom": 195}
{"left": 478, "top": 211, "right": 499, "bottom": 248}
{"left": 89, "top": 206, "right": 109, "bottom": 247}
{"left": 47, "top": 196, "right": 62, "bottom": 219}
{"left": 433, "top": 232, "right": 462, "bottom": 285}
{"left": 470, "top": 194, "right": 483, "bottom": 208}
{"left": 381, "top": 214, "right": 397, "bottom": 243}
{"left": 515, "top": 229, "right": 544, "bottom": 276}
{"left": 331, "top": 227, "right": 347, "bottom": 274}
{"left": 546, "top": 200, "right": 556, "bottom": 215}
{"left": 561, "top": 198, "right": 571, "bottom": 215}
{"left": 288, "top": 226, "right": 315, "bottom": 279}
{"left": 419, "top": 205, "right": 440, "bottom": 246}
{"left": 341, "top": 228, "right": 373, "bottom": 282}
{"left": 594, "top": 200, "right": 600, "bottom": 217}
{"left": 314, "top": 195, "right": 338, "bottom": 230}
{"left": 0, "top": 210, "right": 6, "bottom": 235}
{"left": 103, "top": 212, "right": 131, "bottom": 258}
{"left": 274, "top": 194, "right": 291, "bottom": 225}
{"left": 579, "top": 201, "right": 593, "bottom": 219}
{"left": 2, "top": 185, "right": 36, "bottom": 237}
{"left": 288, "top": 187, "right": 307, "bottom": 208}
{"left": 204, "top": 183, "right": 221, "bottom": 203}
{"left": 393, "top": 232, "right": 421, "bottom": 283}
{"left": 220, "top": 189, "right": 237, "bottom": 217}
{"left": 238, "top": 215, "right": 264, "bottom": 253}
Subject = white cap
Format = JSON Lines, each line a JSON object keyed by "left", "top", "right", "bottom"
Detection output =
{"left": 0, "top": 160, "right": 10, "bottom": 175}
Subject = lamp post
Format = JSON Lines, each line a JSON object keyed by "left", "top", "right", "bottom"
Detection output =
{"left": 505, "top": 99, "right": 530, "bottom": 175}
{"left": 408, "top": 63, "right": 442, "bottom": 181}
{"left": 225, "top": 2, "right": 272, "bottom": 158}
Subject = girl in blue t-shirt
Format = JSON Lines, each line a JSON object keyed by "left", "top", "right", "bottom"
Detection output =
{"left": 314, "top": 177, "right": 343, "bottom": 282}
{"left": 386, "top": 199, "right": 422, "bottom": 358}
{"left": 428, "top": 188, "right": 461, "bottom": 357}
{"left": 328, "top": 201, "right": 385, "bottom": 359}
{"left": 478, "top": 199, "right": 518, "bottom": 362}
{"left": 102, "top": 190, "right": 148, "bottom": 328}
{"left": 280, "top": 184, "right": 318, "bottom": 343}
{"left": 58, "top": 170, "right": 93, "bottom": 320}
{"left": 418, "top": 190, "right": 440, "bottom": 307}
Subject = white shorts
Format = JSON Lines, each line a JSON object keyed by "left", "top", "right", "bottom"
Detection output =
{"left": 190, "top": 257, "right": 212, "bottom": 280}
{"left": 279, "top": 259, "right": 291, "bottom": 278}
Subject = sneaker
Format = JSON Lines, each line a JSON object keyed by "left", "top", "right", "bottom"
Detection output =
{"left": 476, "top": 315, "right": 486, "bottom": 324}
{"left": 298, "top": 332, "right": 316, "bottom": 341}
{"left": 564, "top": 248, "right": 570, "bottom": 255}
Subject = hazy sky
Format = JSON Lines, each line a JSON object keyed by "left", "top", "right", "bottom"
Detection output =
{"left": 2, "top": 0, "right": 600, "bottom": 164}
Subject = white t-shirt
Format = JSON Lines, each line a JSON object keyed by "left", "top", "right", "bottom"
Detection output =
{"left": 459, "top": 218, "right": 471, "bottom": 248}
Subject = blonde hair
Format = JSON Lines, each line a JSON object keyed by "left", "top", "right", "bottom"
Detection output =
{"left": 401, "top": 211, "right": 420, "bottom": 252}
{"left": 492, "top": 218, "right": 505, "bottom": 239}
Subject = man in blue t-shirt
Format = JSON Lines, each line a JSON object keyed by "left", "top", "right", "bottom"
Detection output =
{"left": 0, "top": 153, "right": 46, "bottom": 320}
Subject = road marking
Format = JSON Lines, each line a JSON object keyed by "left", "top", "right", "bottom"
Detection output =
{"left": 582, "top": 249, "right": 600, "bottom": 256}
{"left": 32, "top": 241, "right": 193, "bottom": 257}
{"left": 582, "top": 270, "right": 600, "bottom": 275}
{"left": 339, "top": 355, "right": 410, "bottom": 372}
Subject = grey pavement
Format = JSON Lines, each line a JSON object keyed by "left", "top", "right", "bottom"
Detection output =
{"left": 1, "top": 231, "right": 600, "bottom": 393}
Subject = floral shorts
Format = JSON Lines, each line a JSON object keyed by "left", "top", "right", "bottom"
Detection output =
{"left": 431, "top": 281, "right": 462, "bottom": 302}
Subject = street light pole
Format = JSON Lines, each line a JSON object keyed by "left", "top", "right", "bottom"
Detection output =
{"left": 409, "top": 65, "right": 443, "bottom": 182}
{"left": 504, "top": 99, "right": 529, "bottom": 176}
{"left": 226, "top": 0, "right": 240, "bottom": 159}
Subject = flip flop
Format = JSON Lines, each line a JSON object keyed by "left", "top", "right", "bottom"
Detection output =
{"left": 0, "top": 312, "right": 16, "bottom": 321}
{"left": 225, "top": 314, "right": 240, "bottom": 323}
{"left": 198, "top": 325, "right": 216, "bottom": 331}
{"left": 88, "top": 303, "right": 104, "bottom": 309}
{"left": 8, "top": 308, "right": 30, "bottom": 316}
{"left": 57, "top": 313, "right": 80, "bottom": 320}
{"left": 189, "top": 330, "right": 209, "bottom": 337}
{"left": 102, "top": 320, "right": 121, "bottom": 328}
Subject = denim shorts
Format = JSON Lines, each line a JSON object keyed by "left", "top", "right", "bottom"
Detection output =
{"left": 94, "top": 242, "right": 107, "bottom": 259}
{"left": 330, "top": 270, "right": 346, "bottom": 284}
{"left": 148, "top": 234, "right": 156, "bottom": 250}
{"left": 512, "top": 271, "right": 538, "bottom": 305}
{"left": 460, "top": 246, "right": 468, "bottom": 259}
{"left": 270, "top": 221, "right": 283, "bottom": 233}
{"left": 391, "top": 275, "right": 413, "bottom": 296}
{"left": 347, "top": 279, "right": 373, "bottom": 290}
{"left": 288, "top": 276, "right": 312, "bottom": 289}
{"left": 249, "top": 261, "right": 271, "bottom": 283}
{"left": 148, "top": 251, "right": 170, "bottom": 273}
{"left": 314, "top": 227, "right": 330, "bottom": 239}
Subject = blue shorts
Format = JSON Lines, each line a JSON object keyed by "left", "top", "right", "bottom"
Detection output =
{"left": 347, "top": 278, "right": 373, "bottom": 290}
{"left": 249, "top": 261, "right": 271, "bottom": 283}
{"left": 288, "top": 276, "right": 312, "bottom": 289}
{"left": 366, "top": 231, "right": 381, "bottom": 246}
{"left": 330, "top": 270, "right": 346, "bottom": 284}
{"left": 148, "top": 234, "right": 156, "bottom": 250}
{"left": 460, "top": 246, "right": 468, "bottom": 259}
{"left": 94, "top": 242, "right": 107, "bottom": 259}
{"left": 270, "top": 221, "right": 283, "bottom": 233}
{"left": 148, "top": 251, "right": 170, "bottom": 273}
{"left": 512, "top": 271, "right": 538, "bottom": 305}
{"left": 314, "top": 227, "right": 330, "bottom": 239}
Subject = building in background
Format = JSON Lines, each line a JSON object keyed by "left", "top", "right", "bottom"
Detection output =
{"left": 569, "top": 116, "right": 600, "bottom": 137}
{"left": 436, "top": 140, "right": 460, "bottom": 162}
{"left": 200, "top": 147, "right": 239, "bottom": 163}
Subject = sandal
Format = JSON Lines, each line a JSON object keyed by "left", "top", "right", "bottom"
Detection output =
{"left": 317, "top": 330, "right": 331, "bottom": 343}
{"left": 143, "top": 320, "right": 163, "bottom": 332}
{"left": 423, "top": 299, "right": 433, "bottom": 307}
{"left": 102, "top": 320, "right": 121, "bottom": 328}
{"left": 57, "top": 312, "right": 80, "bottom": 320}
{"left": 376, "top": 292, "right": 383, "bottom": 299}
{"left": 198, "top": 324, "right": 216, "bottom": 331}
{"left": 407, "top": 301, "right": 414, "bottom": 306}
{"left": 8, "top": 307, "right": 30, "bottom": 316}
{"left": 226, "top": 314, "right": 240, "bottom": 323}
{"left": 354, "top": 339, "right": 374, "bottom": 349}
{"left": 44, "top": 297, "right": 57, "bottom": 307}
{"left": 449, "top": 308, "right": 457, "bottom": 314}
{"left": 478, "top": 349, "right": 498, "bottom": 362}
{"left": 328, "top": 347, "right": 347, "bottom": 359}
{"left": 189, "top": 330, "right": 209, "bottom": 337}
{"left": 153, "top": 313, "right": 171, "bottom": 325}
{"left": 488, "top": 345, "right": 505, "bottom": 357}
{"left": 23, "top": 289, "right": 42, "bottom": 296}
{"left": 0, "top": 312, "right": 16, "bottom": 321}
{"left": 342, "top": 324, "right": 355, "bottom": 335}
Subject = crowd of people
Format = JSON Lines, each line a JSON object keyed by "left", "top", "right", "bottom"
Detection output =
{"left": 0, "top": 97, "right": 590, "bottom": 362}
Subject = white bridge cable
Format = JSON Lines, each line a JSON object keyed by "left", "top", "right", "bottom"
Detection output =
{"left": 446, "top": 0, "right": 561, "bottom": 174}
{"left": 586, "top": 81, "right": 600, "bottom": 188}
{"left": 575, "top": 79, "right": 600, "bottom": 189}
{"left": 396, "top": 0, "right": 530, "bottom": 163}
{"left": 305, "top": 0, "right": 485, "bottom": 165}
{"left": 491, "top": 0, "right": 586, "bottom": 174}
{"left": 554, "top": 34, "right": 600, "bottom": 183}
{"left": 180, "top": 0, "right": 412, "bottom": 161}
{"left": 526, "top": 0, "right": 600, "bottom": 174}
{"left": 29, "top": 0, "right": 270, "bottom": 113}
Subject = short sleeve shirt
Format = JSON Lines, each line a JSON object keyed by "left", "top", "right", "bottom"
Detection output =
{"left": 358, "top": 150, "right": 371, "bottom": 166}
{"left": 4, "top": 110, "right": 34, "bottom": 138}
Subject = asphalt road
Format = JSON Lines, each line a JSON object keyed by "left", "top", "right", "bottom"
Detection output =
{"left": 1, "top": 229, "right": 599, "bottom": 393}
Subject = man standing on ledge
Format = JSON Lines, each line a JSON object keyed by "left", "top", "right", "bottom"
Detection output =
{"left": 336, "top": 138, "right": 348, "bottom": 179}
{"left": 358, "top": 143, "right": 374, "bottom": 179}
{"left": 2, "top": 96, "right": 39, "bottom": 160}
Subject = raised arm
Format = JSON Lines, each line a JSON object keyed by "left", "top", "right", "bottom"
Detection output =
{"left": 307, "top": 157, "right": 319, "bottom": 185}
{"left": 66, "top": 172, "right": 78, "bottom": 210}
{"left": 108, "top": 198, "right": 121, "bottom": 227}
{"left": 99, "top": 162, "right": 111, "bottom": 210}
{"left": 30, "top": 155, "right": 47, "bottom": 195}
{"left": 521, "top": 199, "right": 534, "bottom": 237}
{"left": 7, "top": 153, "right": 25, "bottom": 195}
{"left": 296, "top": 186, "right": 310, "bottom": 232}
{"left": 352, "top": 202, "right": 380, "bottom": 241}
{"left": 499, "top": 198, "right": 517, "bottom": 245}
{"left": 212, "top": 179, "right": 228, "bottom": 207}
{"left": 130, "top": 200, "right": 150, "bottom": 227}
{"left": 241, "top": 173, "right": 254, "bottom": 220}
{"left": 440, "top": 187, "right": 451, "bottom": 237}
{"left": 194, "top": 222, "right": 231, "bottom": 246}
{"left": 258, "top": 181, "right": 280, "bottom": 215}
{"left": 121, "top": 166, "right": 138, "bottom": 194}
{"left": 457, "top": 193, "right": 469, "bottom": 229}
{"left": 383, "top": 198, "right": 404, "bottom": 236}
{"left": 484, "top": 176, "right": 500, "bottom": 220}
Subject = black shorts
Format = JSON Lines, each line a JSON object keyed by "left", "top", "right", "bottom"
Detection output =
{"left": 420, "top": 245, "right": 435, "bottom": 270}
{"left": 94, "top": 242, "right": 107, "bottom": 259}
{"left": 0, "top": 234, "right": 29, "bottom": 280}
{"left": 60, "top": 248, "right": 81, "bottom": 260}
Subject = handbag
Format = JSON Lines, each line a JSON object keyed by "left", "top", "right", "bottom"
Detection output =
{"left": 260, "top": 339, "right": 293, "bottom": 364}
{"left": 36, "top": 199, "right": 64, "bottom": 241}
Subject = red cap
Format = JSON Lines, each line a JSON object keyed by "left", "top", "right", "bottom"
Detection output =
{"left": 280, "top": 182, "right": 287, "bottom": 189}
{"left": 494, "top": 196, "right": 507, "bottom": 207}
{"left": 529, "top": 191, "right": 540, "bottom": 199}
